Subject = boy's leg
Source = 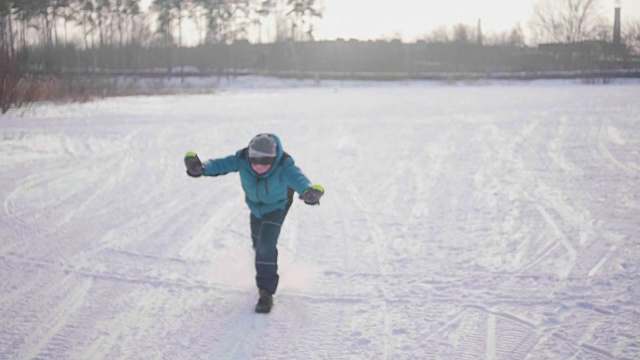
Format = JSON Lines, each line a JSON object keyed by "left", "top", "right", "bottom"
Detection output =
{"left": 254, "top": 209, "right": 287, "bottom": 295}
{"left": 250, "top": 213, "right": 260, "bottom": 249}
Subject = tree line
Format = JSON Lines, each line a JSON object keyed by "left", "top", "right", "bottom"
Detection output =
{"left": 2, "top": 0, "right": 640, "bottom": 74}
{"left": 2, "top": 0, "right": 640, "bottom": 51}
{"left": 3, "top": 0, "right": 638, "bottom": 73}
{"left": 0, "top": 0, "right": 322, "bottom": 55}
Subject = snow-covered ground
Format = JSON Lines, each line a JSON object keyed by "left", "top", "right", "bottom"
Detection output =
{"left": 1, "top": 79, "right": 640, "bottom": 359}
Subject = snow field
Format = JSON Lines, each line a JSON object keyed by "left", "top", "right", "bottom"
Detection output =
{"left": 1, "top": 80, "right": 640, "bottom": 359}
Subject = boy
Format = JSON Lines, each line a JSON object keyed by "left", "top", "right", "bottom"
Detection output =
{"left": 184, "top": 133, "right": 324, "bottom": 313}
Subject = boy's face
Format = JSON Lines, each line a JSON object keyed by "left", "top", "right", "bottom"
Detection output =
{"left": 251, "top": 163, "right": 271, "bottom": 175}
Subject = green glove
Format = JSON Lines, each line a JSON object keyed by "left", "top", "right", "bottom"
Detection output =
{"left": 300, "top": 184, "right": 324, "bottom": 205}
{"left": 184, "top": 151, "right": 204, "bottom": 177}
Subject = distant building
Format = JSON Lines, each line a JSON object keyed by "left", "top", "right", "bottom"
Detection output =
{"left": 613, "top": 7, "right": 621, "bottom": 45}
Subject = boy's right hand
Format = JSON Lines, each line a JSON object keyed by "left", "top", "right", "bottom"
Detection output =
{"left": 184, "top": 152, "right": 204, "bottom": 177}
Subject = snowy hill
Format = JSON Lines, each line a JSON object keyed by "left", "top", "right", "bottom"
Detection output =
{"left": 1, "top": 80, "right": 639, "bottom": 359}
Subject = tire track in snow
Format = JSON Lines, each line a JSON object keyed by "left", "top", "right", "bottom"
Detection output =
{"left": 52, "top": 130, "right": 143, "bottom": 230}
{"left": 1, "top": 250, "right": 248, "bottom": 300}
{"left": 209, "top": 302, "right": 271, "bottom": 359}
{"left": 546, "top": 117, "right": 582, "bottom": 176}
{"left": 1, "top": 129, "right": 145, "bottom": 262}
{"left": 7, "top": 275, "right": 93, "bottom": 360}
{"left": 596, "top": 120, "right": 640, "bottom": 177}
{"left": 177, "top": 191, "right": 245, "bottom": 260}
{"left": 2, "top": 130, "right": 133, "bottom": 222}
{"left": 425, "top": 305, "right": 539, "bottom": 360}
{"left": 470, "top": 119, "right": 589, "bottom": 279}
{"left": 522, "top": 190, "right": 578, "bottom": 279}
{"left": 313, "top": 124, "right": 399, "bottom": 357}
{"left": 395, "top": 128, "right": 455, "bottom": 245}
{"left": 510, "top": 117, "right": 629, "bottom": 280}
{"left": 1, "top": 162, "right": 90, "bottom": 255}
{"left": 64, "top": 127, "right": 237, "bottom": 271}
{"left": 486, "top": 313, "right": 496, "bottom": 360}
{"left": 430, "top": 118, "right": 616, "bottom": 358}
{"left": 76, "top": 285, "right": 208, "bottom": 359}
{"left": 342, "top": 174, "right": 395, "bottom": 358}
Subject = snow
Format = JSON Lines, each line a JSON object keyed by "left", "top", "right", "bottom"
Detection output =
{"left": 1, "top": 78, "right": 640, "bottom": 359}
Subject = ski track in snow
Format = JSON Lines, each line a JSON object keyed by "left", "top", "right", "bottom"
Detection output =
{"left": 1, "top": 82, "right": 640, "bottom": 359}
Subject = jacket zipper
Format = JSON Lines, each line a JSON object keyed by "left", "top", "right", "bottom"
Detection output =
{"left": 255, "top": 179, "right": 269, "bottom": 206}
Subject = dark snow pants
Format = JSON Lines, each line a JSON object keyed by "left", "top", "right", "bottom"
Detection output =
{"left": 250, "top": 208, "right": 288, "bottom": 295}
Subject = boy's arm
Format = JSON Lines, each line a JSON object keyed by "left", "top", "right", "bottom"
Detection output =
{"left": 184, "top": 151, "right": 240, "bottom": 177}
{"left": 281, "top": 157, "right": 324, "bottom": 205}
{"left": 203, "top": 153, "right": 240, "bottom": 176}
{"left": 281, "top": 157, "right": 312, "bottom": 194}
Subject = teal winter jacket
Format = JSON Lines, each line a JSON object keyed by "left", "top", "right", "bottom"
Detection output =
{"left": 202, "top": 135, "right": 311, "bottom": 218}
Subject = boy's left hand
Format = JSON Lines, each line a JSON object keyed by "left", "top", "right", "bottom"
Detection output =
{"left": 300, "top": 185, "right": 324, "bottom": 205}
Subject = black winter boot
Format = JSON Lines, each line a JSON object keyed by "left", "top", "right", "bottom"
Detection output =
{"left": 255, "top": 288, "right": 273, "bottom": 313}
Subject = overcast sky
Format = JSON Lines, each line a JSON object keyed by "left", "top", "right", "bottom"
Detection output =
{"left": 316, "top": 0, "right": 535, "bottom": 41}
{"left": 140, "top": 0, "right": 640, "bottom": 43}
{"left": 315, "top": 0, "right": 640, "bottom": 41}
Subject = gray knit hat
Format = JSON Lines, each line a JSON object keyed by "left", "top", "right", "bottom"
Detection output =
{"left": 248, "top": 134, "right": 277, "bottom": 163}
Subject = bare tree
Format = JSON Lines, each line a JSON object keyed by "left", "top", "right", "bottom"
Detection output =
{"left": 452, "top": 23, "right": 475, "bottom": 43}
{"left": 124, "top": 0, "right": 142, "bottom": 45}
{"left": 1, "top": 1, "right": 16, "bottom": 55}
{"left": 186, "top": 0, "right": 206, "bottom": 45}
{"left": 76, "top": 0, "right": 96, "bottom": 49}
{"left": 530, "top": 0, "right": 605, "bottom": 44}
{"left": 274, "top": 0, "right": 288, "bottom": 41}
{"left": 423, "top": 26, "right": 450, "bottom": 43}
{"left": 286, "top": 0, "right": 321, "bottom": 42}
{"left": 624, "top": 20, "right": 640, "bottom": 54}
{"left": 253, "top": 0, "right": 273, "bottom": 43}
{"left": 229, "top": 0, "right": 252, "bottom": 42}
{"left": 484, "top": 25, "right": 527, "bottom": 47}
{"left": 198, "top": 0, "right": 235, "bottom": 44}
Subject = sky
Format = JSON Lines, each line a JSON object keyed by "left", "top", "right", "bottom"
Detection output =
{"left": 139, "top": 0, "right": 640, "bottom": 43}
{"left": 314, "top": 0, "right": 640, "bottom": 41}
{"left": 315, "top": 0, "right": 537, "bottom": 41}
